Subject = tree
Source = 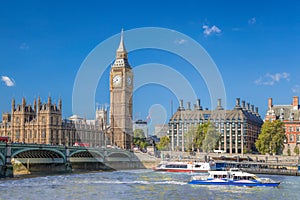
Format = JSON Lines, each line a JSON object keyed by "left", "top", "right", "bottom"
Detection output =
{"left": 157, "top": 136, "right": 170, "bottom": 150}
{"left": 202, "top": 123, "right": 221, "bottom": 153}
{"left": 193, "top": 123, "right": 209, "bottom": 152}
{"left": 255, "top": 120, "right": 286, "bottom": 155}
{"left": 133, "top": 129, "right": 146, "bottom": 148}
{"left": 294, "top": 145, "right": 300, "bottom": 156}
{"left": 134, "top": 129, "right": 145, "bottom": 139}
{"left": 186, "top": 126, "right": 197, "bottom": 151}
{"left": 287, "top": 148, "right": 291, "bottom": 156}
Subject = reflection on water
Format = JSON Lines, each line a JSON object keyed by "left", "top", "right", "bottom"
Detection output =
{"left": 0, "top": 170, "right": 299, "bottom": 200}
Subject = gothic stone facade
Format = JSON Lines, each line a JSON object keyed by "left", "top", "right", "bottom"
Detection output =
{"left": 265, "top": 96, "right": 300, "bottom": 155}
{"left": 109, "top": 30, "right": 133, "bottom": 149}
{"left": 168, "top": 98, "right": 263, "bottom": 154}
{"left": 0, "top": 97, "right": 108, "bottom": 147}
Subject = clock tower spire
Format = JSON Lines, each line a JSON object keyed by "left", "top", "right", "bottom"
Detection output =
{"left": 109, "top": 29, "right": 133, "bottom": 149}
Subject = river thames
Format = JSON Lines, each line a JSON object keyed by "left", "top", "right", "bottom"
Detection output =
{"left": 0, "top": 170, "right": 299, "bottom": 200}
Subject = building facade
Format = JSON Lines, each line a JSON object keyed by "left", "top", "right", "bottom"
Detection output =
{"left": 133, "top": 120, "right": 148, "bottom": 137}
{"left": 265, "top": 96, "right": 300, "bottom": 155}
{"left": 109, "top": 30, "right": 133, "bottom": 149}
{"left": 154, "top": 124, "right": 169, "bottom": 138}
{"left": 168, "top": 98, "right": 263, "bottom": 154}
{"left": 0, "top": 97, "right": 108, "bottom": 147}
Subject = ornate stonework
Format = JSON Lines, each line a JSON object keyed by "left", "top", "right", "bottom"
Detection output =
{"left": 109, "top": 30, "right": 133, "bottom": 149}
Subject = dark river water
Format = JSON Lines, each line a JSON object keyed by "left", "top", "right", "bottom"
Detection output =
{"left": 0, "top": 170, "right": 299, "bottom": 200}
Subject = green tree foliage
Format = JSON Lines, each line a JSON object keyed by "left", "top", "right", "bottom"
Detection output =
{"left": 287, "top": 148, "right": 291, "bottom": 156}
{"left": 134, "top": 129, "right": 145, "bottom": 139}
{"left": 133, "top": 129, "right": 147, "bottom": 148}
{"left": 255, "top": 120, "right": 286, "bottom": 155}
{"left": 192, "top": 121, "right": 220, "bottom": 152}
{"left": 186, "top": 126, "right": 197, "bottom": 151}
{"left": 157, "top": 136, "right": 170, "bottom": 150}
{"left": 202, "top": 123, "right": 221, "bottom": 153}
{"left": 294, "top": 145, "right": 300, "bottom": 155}
{"left": 193, "top": 123, "right": 209, "bottom": 151}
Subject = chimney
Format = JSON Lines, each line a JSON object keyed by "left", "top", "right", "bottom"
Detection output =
{"left": 236, "top": 98, "right": 240, "bottom": 106}
{"left": 187, "top": 102, "right": 191, "bottom": 110}
{"left": 179, "top": 99, "right": 184, "bottom": 110}
{"left": 234, "top": 98, "right": 242, "bottom": 110}
{"left": 242, "top": 100, "right": 246, "bottom": 109}
{"left": 247, "top": 103, "right": 250, "bottom": 111}
{"left": 251, "top": 105, "right": 255, "bottom": 113}
{"left": 268, "top": 98, "right": 273, "bottom": 109}
{"left": 293, "top": 96, "right": 299, "bottom": 110}
{"left": 196, "top": 99, "right": 202, "bottom": 110}
{"left": 255, "top": 107, "right": 259, "bottom": 115}
{"left": 216, "top": 99, "right": 223, "bottom": 110}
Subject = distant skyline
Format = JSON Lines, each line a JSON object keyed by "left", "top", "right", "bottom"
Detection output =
{"left": 1, "top": 1, "right": 300, "bottom": 133}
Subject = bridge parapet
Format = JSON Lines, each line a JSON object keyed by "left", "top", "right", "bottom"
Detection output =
{"left": 0, "top": 144, "right": 144, "bottom": 178}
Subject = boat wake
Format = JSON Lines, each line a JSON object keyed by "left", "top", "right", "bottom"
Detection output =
{"left": 73, "top": 179, "right": 187, "bottom": 185}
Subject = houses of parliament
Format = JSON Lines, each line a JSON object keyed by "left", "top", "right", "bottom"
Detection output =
{"left": 0, "top": 30, "right": 133, "bottom": 149}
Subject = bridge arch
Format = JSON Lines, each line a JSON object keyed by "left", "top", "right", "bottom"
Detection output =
{"left": 107, "top": 152, "right": 131, "bottom": 160}
{"left": 70, "top": 150, "right": 104, "bottom": 159}
{"left": 12, "top": 148, "right": 66, "bottom": 161}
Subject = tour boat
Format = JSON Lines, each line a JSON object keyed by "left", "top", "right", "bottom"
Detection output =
{"left": 188, "top": 168, "right": 280, "bottom": 187}
{"left": 152, "top": 160, "right": 216, "bottom": 173}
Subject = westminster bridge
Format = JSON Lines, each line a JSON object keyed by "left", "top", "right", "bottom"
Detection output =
{"left": 0, "top": 143, "right": 152, "bottom": 178}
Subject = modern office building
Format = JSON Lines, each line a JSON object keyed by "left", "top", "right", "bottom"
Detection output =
{"left": 265, "top": 96, "right": 300, "bottom": 155}
{"left": 168, "top": 98, "right": 263, "bottom": 154}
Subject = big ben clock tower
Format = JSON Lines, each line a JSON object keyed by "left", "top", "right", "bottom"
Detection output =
{"left": 109, "top": 29, "right": 133, "bottom": 149}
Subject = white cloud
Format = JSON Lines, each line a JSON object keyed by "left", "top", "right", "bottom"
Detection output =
{"left": 255, "top": 72, "right": 290, "bottom": 86}
{"left": 292, "top": 85, "right": 300, "bottom": 93}
{"left": 232, "top": 27, "right": 242, "bottom": 31}
{"left": 248, "top": 17, "right": 256, "bottom": 25}
{"left": 20, "top": 42, "right": 29, "bottom": 50}
{"left": 174, "top": 39, "right": 187, "bottom": 45}
{"left": 202, "top": 25, "right": 221, "bottom": 36}
{"left": 1, "top": 76, "right": 15, "bottom": 87}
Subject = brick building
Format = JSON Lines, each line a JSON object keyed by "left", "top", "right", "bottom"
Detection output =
{"left": 265, "top": 96, "right": 300, "bottom": 155}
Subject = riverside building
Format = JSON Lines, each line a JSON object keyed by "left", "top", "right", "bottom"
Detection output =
{"left": 0, "top": 97, "right": 108, "bottom": 147}
{"left": 265, "top": 96, "right": 300, "bottom": 155}
{"left": 168, "top": 98, "right": 263, "bottom": 154}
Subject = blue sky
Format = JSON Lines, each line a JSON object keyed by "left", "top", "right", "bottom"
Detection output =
{"left": 1, "top": 0, "right": 300, "bottom": 133}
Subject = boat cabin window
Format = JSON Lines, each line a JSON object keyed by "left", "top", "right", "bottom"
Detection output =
{"left": 195, "top": 165, "right": 201, "bottom": 168}
{"left": 166, "top": 164, "right": 187, "bottom": 169}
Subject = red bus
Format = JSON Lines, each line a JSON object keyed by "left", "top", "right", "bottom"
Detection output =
{"left": 0, "top": 136, "right": 9, "bottom": 143}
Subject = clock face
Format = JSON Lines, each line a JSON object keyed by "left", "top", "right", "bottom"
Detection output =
{"left": 113, "top": 75, "right": 122, "bottom": 86}
{"left": 127, "top": 77, "right": 132, "bottom": 86}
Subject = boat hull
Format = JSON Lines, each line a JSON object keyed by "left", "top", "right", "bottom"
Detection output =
{"left": 188, "top": 180, "right": 280, "bottom": 187}
{"left": 153, "top": 168, "right": 209, "bottom": 173}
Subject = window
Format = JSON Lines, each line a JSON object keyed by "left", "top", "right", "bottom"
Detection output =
{"left": 42, "top": 130, "right": 46, "bottom": 138}
{"left": 297, "top": 134, "right": 300, "bottom": 143}
{"left": 289, "top": 134, "right": 294, "bottom": 142}
{"left": 204, "top": 114, "right": 210, "bottom": 119}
